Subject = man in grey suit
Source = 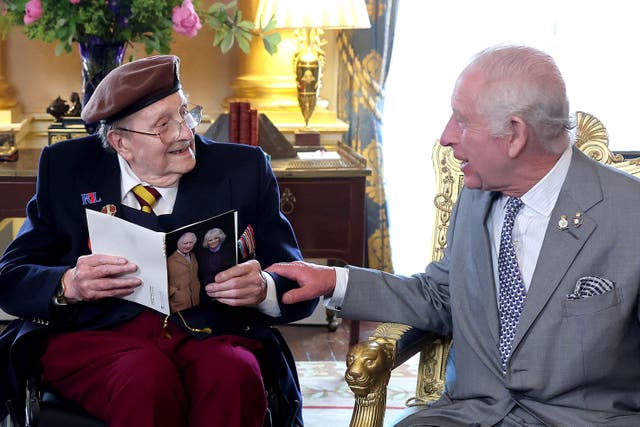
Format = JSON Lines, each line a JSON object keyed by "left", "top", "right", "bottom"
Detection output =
{"left": 267, "top": 44, "right": 640, "bottom": 426}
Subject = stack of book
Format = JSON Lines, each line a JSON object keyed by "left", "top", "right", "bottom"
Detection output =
{"left": 228, "top": 101, "right": 259, "bottom": 146}
{"left": 204, "top": 106, "right": 297, "bottom": 159}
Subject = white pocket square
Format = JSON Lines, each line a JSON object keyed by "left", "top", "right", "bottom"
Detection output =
{"left": 567, "top": 276, "right": 615, "bottom": 300}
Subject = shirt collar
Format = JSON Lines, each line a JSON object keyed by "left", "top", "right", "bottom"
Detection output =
{"left": 117, "top": 154, "right": 179, "bottom": 202}
{"left": 517, "top": 144, "right": 573, "bottom": 217}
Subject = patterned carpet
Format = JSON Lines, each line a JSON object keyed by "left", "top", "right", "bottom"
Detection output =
{"left": 297, "top": 355, "right": 420, "bottom": 427}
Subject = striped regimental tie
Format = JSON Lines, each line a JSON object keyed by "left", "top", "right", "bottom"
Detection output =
{"left": 132, "top": 184, "right": 161, "bottom": 214}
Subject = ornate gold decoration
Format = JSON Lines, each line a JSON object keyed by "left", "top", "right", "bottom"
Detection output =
{"left": 362, "top": 50, "right": 383, "bottom": 84}
{"left": 337, "top": 32, "right": 384, "bottom": 121}
{"left": 371, "top": 322, "right": 412, "bottom": 340}
{"left": 574, "top": 111, "right": 640, "bottom": 179}
{"left": 363, "top": 141, "right": 385, "bottom": 203}
{"left": 279, "top": 187, "right": 296, "bottom": 215}
{"left": 365, "top": 0, "right": 385, "bottom": 19}
{"left": 615, "top": 157, "right": 640, "bottom": 176}
{"left": 575, "top": 110, "right": 622, "bottom": 164}
{"left": 345, "top": 324, "right": 411, "bottom": 427}
{"left": 0, "top": 38, "right": 22, "bottom": 124}
{"left": 367, "top": 221, "right": 392, "bottom": 272}
{"left": 293, "top": 28, "right": 326, "bottom": 128}
{"left": 346, "top": 338, "right": 395, "bottom": 427}
{"left": 431, "top": 141, "right": 463, "bottom": 262}
{"left": 360, "top": 139, "right": 393, "bottom": 272}
{"left": 0, "top": 40, "right": 17, "bottom": 110}
{"left": 414, "top": 336, "right": 452, "bottom": 403}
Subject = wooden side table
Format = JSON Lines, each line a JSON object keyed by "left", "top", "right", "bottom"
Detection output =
{"left": 0, "top": 148, "right": 40, "bottom": 219}
{"left": 272, "top": 143, "right": 370, "bottom": 344}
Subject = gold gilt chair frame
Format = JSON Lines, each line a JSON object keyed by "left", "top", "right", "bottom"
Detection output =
{"left": 344, "top": 112, "right": 640, "bottom": 427}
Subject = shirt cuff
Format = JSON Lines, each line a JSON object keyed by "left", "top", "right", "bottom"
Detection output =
{"left": 324, "top": 266, "right": 348, "bottom": 310}
{"left": 255, "top": 272, "right": 281, "bottom": 317}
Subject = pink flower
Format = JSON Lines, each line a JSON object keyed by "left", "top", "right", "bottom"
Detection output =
{"left": 172, "top": 0, "right": 202, "bottom": 38}
{"left": 23, "top": 0, "right": 43, "bottom": 24}
{"left": 69, "top": 0, "right": 81, "bottom": 4}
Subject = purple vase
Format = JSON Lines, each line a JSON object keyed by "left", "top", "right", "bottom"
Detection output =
{"left": 79, "top": 39, "right": 126, "bottom": 132}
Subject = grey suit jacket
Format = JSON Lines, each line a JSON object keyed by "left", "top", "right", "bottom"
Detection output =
{"left": 342, "top": 147, "right": 640, "bottom": 426}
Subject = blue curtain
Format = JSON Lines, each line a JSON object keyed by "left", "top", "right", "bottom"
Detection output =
{"left": 337, "top": 0, "right": 398, "bottom": 272}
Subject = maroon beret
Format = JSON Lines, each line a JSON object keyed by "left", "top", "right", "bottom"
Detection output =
{"left": 81, "top": 55, "right": 182, "bottom": 124}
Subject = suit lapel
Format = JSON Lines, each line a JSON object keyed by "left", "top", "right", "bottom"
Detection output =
{"left": 165, "top": 149, "right": 233, "bottom": 230}
{"left": 510, "top": 147, "right": 602, "bottom": 352}
{"left": 470, "top": 191, "right": 502, "bottom": 344}
{"left": 83, "top": 151, "right": 122, "bottom": 215}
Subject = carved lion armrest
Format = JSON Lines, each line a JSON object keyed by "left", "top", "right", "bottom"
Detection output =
{"left": 344, "top": 323, "right": 450, "bottom": 427}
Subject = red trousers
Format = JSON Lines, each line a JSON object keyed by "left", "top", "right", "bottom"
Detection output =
{"left": 40, "top": 310, "right": 267, "bottom": 427}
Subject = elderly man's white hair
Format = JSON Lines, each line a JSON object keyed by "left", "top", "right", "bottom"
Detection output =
{"left": 177, "top": 232, "right": 197, "bottom": 245}
{"left": 460, "top": 44, "right": 573, "bottom": 154}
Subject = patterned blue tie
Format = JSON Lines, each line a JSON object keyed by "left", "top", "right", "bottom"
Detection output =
{"left": 498, "top": 197, "right": 527, "bottom": 375}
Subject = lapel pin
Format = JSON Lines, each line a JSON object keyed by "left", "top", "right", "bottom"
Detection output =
{"left": 557, "top": 214, "right": 568, "bottom": 230}
{"left": 81, "top": 192, "right": 102, "bottom": 205}
{"left": 572, "top": 212, "right": 583, "bottom": 228}
{"left": 101, "top": 204, "right": 117, "bottom": 216}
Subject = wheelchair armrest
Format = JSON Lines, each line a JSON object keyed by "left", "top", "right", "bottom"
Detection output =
{"left": 25, "top": 377, "right": 106, "bottom": 427}
{"left": 37, "top": 390, "right": 107, "bottom": 427}
{"left": 344, "top": 323, "right": 449, "bottom": 427}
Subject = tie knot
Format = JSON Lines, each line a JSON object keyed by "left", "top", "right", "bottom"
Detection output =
{"left": 132, "top": 184, "right": 161, "bottom": 214}
{"left": 505, "top": 197, "right": 523, "bottom": 217}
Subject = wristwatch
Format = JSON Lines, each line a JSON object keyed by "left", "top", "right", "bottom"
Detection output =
{"left": 53, "top": 280, "right": 68, "bottom": 306}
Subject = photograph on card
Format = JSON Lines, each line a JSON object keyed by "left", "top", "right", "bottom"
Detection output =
{"left": 165, "top": 210, "right": 238, "bottom": 312}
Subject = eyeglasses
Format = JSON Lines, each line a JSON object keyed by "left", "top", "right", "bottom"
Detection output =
{"left": 116, "top": 104, "right": 203, "bottom": 144}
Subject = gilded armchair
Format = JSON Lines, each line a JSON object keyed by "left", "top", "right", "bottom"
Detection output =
{"left": 343, "top": 111, "right": 640, "bottom": 427}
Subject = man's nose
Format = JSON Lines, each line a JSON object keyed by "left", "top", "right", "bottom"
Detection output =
{"left": 171, "top": 118, "right": 194, "bottom": 144}
{"left": 440, "top": 115, "right": 460, "bottom": 147}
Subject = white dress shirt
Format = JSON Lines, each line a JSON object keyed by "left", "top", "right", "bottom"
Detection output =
{"left": 488, "top": 145, "right": 572, "bottom": 294}
{"left": 326, "top": 145, "right": 573, "bottom": 309}
{"left": 117, "top": 154, "right": 281, "bottom": 316}
{"left": 118, "top": 155, "right": 178, "bottom": 215}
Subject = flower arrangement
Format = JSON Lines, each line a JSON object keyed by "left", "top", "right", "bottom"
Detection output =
{"left": 0, "top": 0, "right": 280, "bottom": 55}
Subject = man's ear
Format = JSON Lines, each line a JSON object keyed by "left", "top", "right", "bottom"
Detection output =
{"left": 506, "top": 116, "right": 528, "bottom": 158}
{"left": 107, "top": 130, "right": 132, "bottom": 161}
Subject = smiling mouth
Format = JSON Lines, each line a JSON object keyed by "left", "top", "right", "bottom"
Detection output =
{"left": 455, "top": 155, "right": 468, "bottom": 167}
{"left": 452, "top": 152, "right": 467, "bottom": 167}
{"left": 168, "top": 143, "right": 191, "bottom": 155}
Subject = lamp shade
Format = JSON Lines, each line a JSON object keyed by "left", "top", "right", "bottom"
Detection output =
{"left": 255, "top": 0, "right": 371, "bottom": 30}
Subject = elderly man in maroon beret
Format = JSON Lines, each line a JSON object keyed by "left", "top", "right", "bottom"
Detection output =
{"left": 0, "top": 55, "right": 316, "bottom": 427}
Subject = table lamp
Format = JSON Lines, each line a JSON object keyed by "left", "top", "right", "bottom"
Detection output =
{"left": 255, "top": 0, "right": 370, "bottom": 144}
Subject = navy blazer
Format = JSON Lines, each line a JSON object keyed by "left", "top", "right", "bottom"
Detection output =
{"left": 0, "top": 134, "right": 317, "bottom": 424}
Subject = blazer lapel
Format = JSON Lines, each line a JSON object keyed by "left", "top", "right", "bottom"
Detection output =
{"left": 83, "top": 151, "right": 122, "bottom": 216}
{"left": 470, "top": 191, "right": 502, "bottom": 344}
{"left": 165, "top": 159, "right": 233, "bottom": 230}
{"left": 510, "top": 147, "right": 602, "bottom": 352}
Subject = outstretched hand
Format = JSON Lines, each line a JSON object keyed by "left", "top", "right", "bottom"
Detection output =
{"left": 265, "top": 261, "right": 336, "bottom": 304}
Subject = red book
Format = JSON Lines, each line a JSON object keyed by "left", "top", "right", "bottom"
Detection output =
{"left": 249, "top": 108, "right": 259, "bottom": 146}
{"left": 229, "top": 102, "right": 240, "bottom": 143}
{"left": 238, "top": 102, "right": 251, "bottom": 145}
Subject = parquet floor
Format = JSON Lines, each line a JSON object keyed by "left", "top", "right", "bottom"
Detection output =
{"left": 277, "top": 319, "right": 380, "bottom": 362}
